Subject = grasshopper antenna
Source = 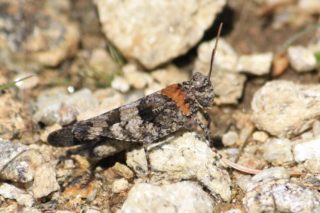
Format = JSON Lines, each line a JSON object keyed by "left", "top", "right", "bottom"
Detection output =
{"left": 208, "top": 23, "right": 223, "bottom": 79}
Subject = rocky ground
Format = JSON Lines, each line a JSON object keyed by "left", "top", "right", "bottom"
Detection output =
{"left": 0, "top": 0, "right": 320, "bottom": 212}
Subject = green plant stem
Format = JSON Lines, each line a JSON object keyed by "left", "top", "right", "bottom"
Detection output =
{"left": 0, "top": 75, "right": 34, "bottom": 92}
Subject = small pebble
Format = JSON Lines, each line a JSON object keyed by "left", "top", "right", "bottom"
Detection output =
{"left": 89, "top": 48, "right": 118, "bottom": 75}
{"left": 123, "top": 64, "right": 153, "bottom": 89}
{"left": 303, "top": 159, "right": 320, "bottom": 173}
{"left": 288, "top": 46, "right": 317, "bottom": 72}
{"left": 31, "top": 163, "right": 60, "bottom": 198}
{"left": 262, "top": 138, "right": 293, "bottom": 165}
{"left": 112, "top": 178, "right": 130, "bottom": 193}
{"left": 122, "top": 182, "right": 215, "bottom": 213}
{"left": 111, "top": 76, "right": 130, "bottom": 93}
{"left": 252, "top": 131, "right": 269, "bottom": 143}
{"left": 222, "top": 131, "right": 238, "bottom": 146}
{"left": 212, "top": 70, "right": 246, "bottom": 104}
{"left": 272, "top": 53, "right": 289, "bottom": 76}
{"left": 112, "top": 162, "right": 134, "bottom": 179}
{"left": 294, "top": 137, "right": 320, "bottom": 162}
{"left": 0, "top": 183, "right": 34, "bottom": 207}
{"left": 14, "top": 73, "right": 39, "bottom": 89}
{"left": 236, "top": 52, "right": 273, "bottom": 76}
{"left": 236, "top": 175, "right": 252, "bottom": 192}
{"left": 243, "top": 179, "right": 320, "bottom": 213}
{"left": 245, "top": 167, "right": 289, "bottom": 192}
{"left": 126, "top": 148, "right": 148, "bottom": 177}
{"left": 151, "top": 65, "right": 189, "bottom": 86}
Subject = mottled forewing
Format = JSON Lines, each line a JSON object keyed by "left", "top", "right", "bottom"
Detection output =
{"left": 72, "top": 92, "right": 187, "bottom": 144}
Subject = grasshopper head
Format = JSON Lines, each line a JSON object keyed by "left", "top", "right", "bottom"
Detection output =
{"left": 190, "top": 72, "right": 214, "bottom": 107}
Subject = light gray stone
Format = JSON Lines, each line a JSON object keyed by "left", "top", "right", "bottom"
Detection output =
{"left": 252, "top": 131, "right": 269, "bottom": 143}
{"left": 31, "top": 163, "right": 60, "bottom": 198}
{"left": 236, "top": 175, "right": 252, "bottom": 192}
{"left": 126, "top": 132, "right": 232, "bottom": 202}
{"left": 212, "top": 70, "right": 246, "bottom": 104}
{"left": 95, "top": 0, "right": 226, "bottom": 69}
{"left": 112, "top": 178, "right": 130, "bottom": 193}
{"left": 288, "top": 46, "right": 317, "bottom": 72}
{"left": 123, "top": 64, "right": 153, "bottom": 89}
{"left": 0, "top": 149, "right": 44, "bottom": 183}
{"left": 262, "top": 138, "right": 294, "bottom": 165}
{"left": 34, "top": 88, "right": 98, "bottom": 126}
{"left": 0, "top": 1, "right": 79, "bottom": 73}
{"left": 243, "top": 179, "right": 320, "bottom": 213}
{"left": 247, "top": 167, "right": 290, "bottom": 191}
{"left": 122, "top": 181, "right": 215, "bottom": 213}
{"left": 0, "top": 139, "right": 28, "bottom": 172}
{"left": 303, "top": 159, "right": 320, "bottom": 173}
{"left": 222, "top": 131, "right": 238, "bottom": 146}
{"left": 252, "top": 80, "right": 320, "bottom": 137}
{"left": 126, "top": 147, "right": 148, "bottom": 177}
{"left": 151, "top": 65, "right": 189, "bottom": 86}
{"left": 14, "top": 73, "right": 39, "bottom": 90}
{"left": 236, "top": 52, "right": 273, "bottom": 75}
{"left": 111, "top": 76, "right": 130, "bottom": 93}
{"left": 294, "top": 137, "right": 320, "bottom": 162}
{"left": 0, "top": 183, "right": 34, "bottom": 207}
{"left": 0, "top": 140, "right": 44, "bottom": 183}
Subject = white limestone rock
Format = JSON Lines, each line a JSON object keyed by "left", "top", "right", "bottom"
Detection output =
{"left": 95, "top": 0, "right": 226, "bottom": 69}
{"left": 122, "top": 181, "right": 215, "bottom": 213}
{"left": 288, "top": 46, "right": 317, "bottom": 72}
{"left": 252, "top": 80, "right": 320, "bottom": 137}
